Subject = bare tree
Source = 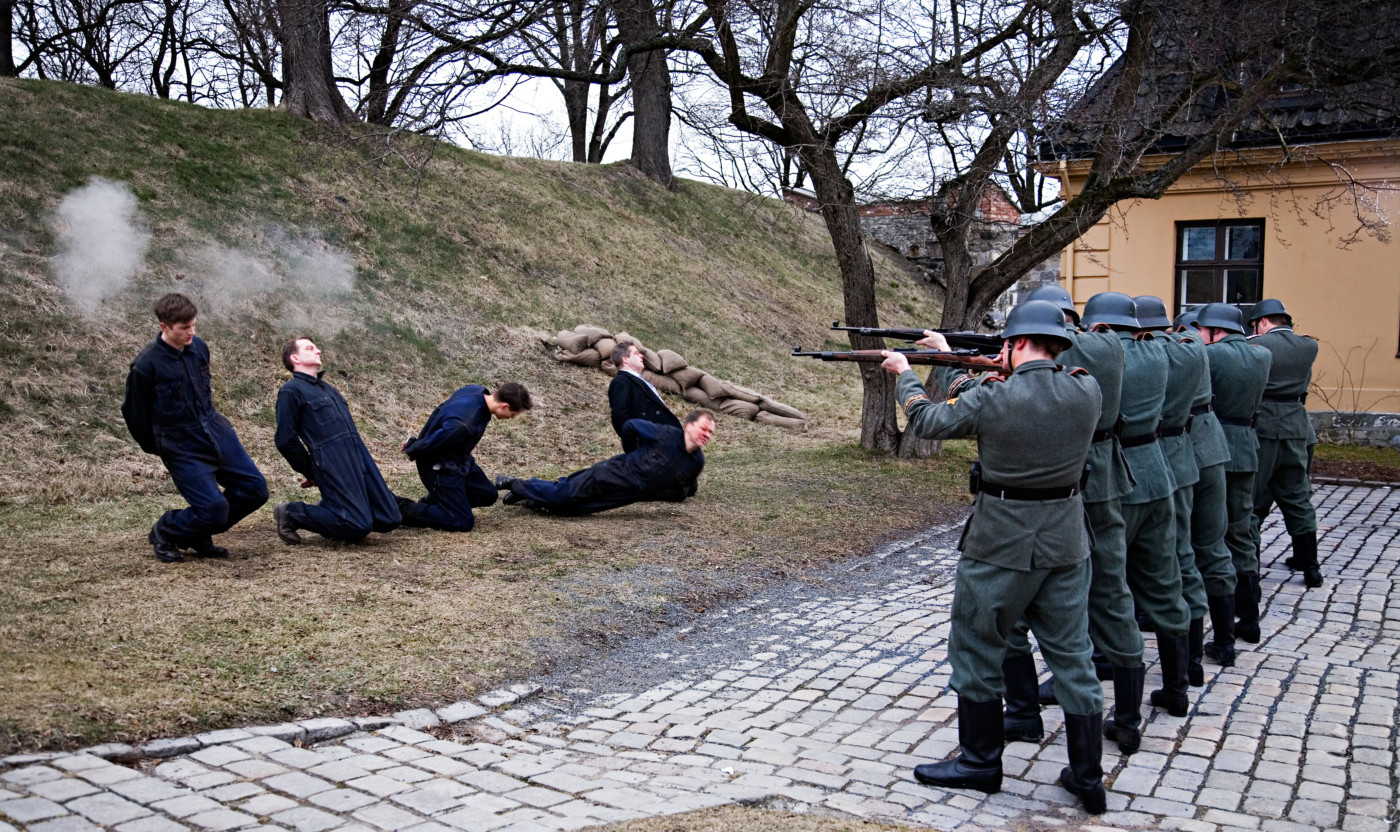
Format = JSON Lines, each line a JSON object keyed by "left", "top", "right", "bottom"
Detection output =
{"left": 276, "top": 0, "right": 353, "bottom": 121}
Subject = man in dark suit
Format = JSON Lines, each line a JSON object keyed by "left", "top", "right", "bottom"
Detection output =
{"left": 608, "top": 341, "right": 680, "bottom": 451}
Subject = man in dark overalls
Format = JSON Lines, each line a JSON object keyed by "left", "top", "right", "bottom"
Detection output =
{"left": 272, "top": 338, "right": 401, "bottom": 543}
{"left": 1198, "top": 304, "right": 1271, "bottom": 643}
{"left": 394, "top": 383, "right": 532, "bottom": 531}
{"left": 882, "top": 300, "right": 1107, "bottom": 814}
{"left": 1247, "top": 299, "right": 1322, "bottom": 588}
{"left": 497, "top": 410, "right": 713, "bottom": 516}
{"left": 123, "top": 293, "right": 268, "bottom": 563}
{"left": 609, "top": 341, "right": 681, "bottom": 451}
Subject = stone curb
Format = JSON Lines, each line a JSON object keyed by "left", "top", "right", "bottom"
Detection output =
{"left": 0, "top": 684, "right": 546, "bottom": 770}
{"left": 1311, "top": 476, "right": 1399, "bottom": 488}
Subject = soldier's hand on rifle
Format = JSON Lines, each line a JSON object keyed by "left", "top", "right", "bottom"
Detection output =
{"left": 300, "top": 478, "right": 316, "bottom": 489}
{"left": 880, "top": 350, "right": 911, "bottom": 375}
{"left": 914, "top": 330, "right": 950, "bottom": 351}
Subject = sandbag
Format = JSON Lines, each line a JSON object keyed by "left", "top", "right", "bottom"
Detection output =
{"left": 722, "top": 382, "right": 764, "bottom": 404}
{"left": 657, "top": 349, "right": 688, "bottom": 373}
{"left": 759, "top": 397, "right": 806, "bottom": 420}
{"left": 600, "top": 361, "right": 618, "bottom": 377}
{"left": 555, "top": 331, "right": 590, "bottom": 353}
{"left": 718, "top": 398, "right": 761, "bottom": 419}
{"left": 574, "top": 325, "right": 611, "bottom": 345}
{"left": 613, "top": 331, "right": 643, "bottom": 353}
{"left": 755, "top": 411, "right": 807, "bottom": 430}
{"left": 641, "top": 348, "right": 662, "bottom": 373}
{"left": 594, "top": 337, "right": 618, "bottom": 363}
{"left": 643, "top": 370, "right": 682, "bottom": 395}
{"left": 682, "top": 386, "right": 716, "bottom": 407}
{"left": 697, "top": 373, "right": 728, "bottom": 399}
{"left": 569, "top": 347, "right": 603, "bottom": 367}
{"left": 671, "top": 366, "right": 706, "bottom": 388}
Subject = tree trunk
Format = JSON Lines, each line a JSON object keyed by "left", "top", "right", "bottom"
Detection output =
{"left": 563, "top": 77, "right": 590, "bottom": 161}
{"left": 896, "top": 369, "right": 944, "bottom": 459}
{"left": 612, "top": 0, "right": 673, "bottom": 187}
{"left": 364, "top": 0, "right": 408, "bottom": 124}
{"left": 276, "top": 0, "right": 355, "bottom": 123}
{"left": 2, "top": 0, "right": 17, "bottom": 76}
{"left": 804, "top": 149, "right": 899, "bottom": 452}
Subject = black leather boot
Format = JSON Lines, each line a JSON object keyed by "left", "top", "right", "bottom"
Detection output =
{"left": 1188, "top": 617, "right": 1205, "bottom": 687}
{"left": 1002, "top": 655, "right": 1044, "bottom": 743}
{"left": 1092, "top": 649, "right": 1114, "bottom": 682}
{"left": 1037, "top": 677, "right": 1058, "bottom": 706}
{"left": 1204, "top": 593, "right": 1236, "bottom": 666}
{"left": 1234, "top": 572, "right": 1261, "bottom": 644}
{"left": 1060, "top": 712, "right": 1107, "bottom": 814}
{"left": 1286, "top": 532, "right": 1323, "bottom": 588}
{"left": 1149, "top": 634, "right": 1191, "bottom": 717}
{"left": 913, "top": 697, "right": 1003, "bottom": 794}
{"left": 1102, "top": 664, "right": 1145, "bottom": 755}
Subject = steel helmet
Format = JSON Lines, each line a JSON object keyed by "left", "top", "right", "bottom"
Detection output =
{"left": 1081, "top": 292, "right": 1140, "bottom": 329}
{"left": 1000, "top": 300, "right": 1073, "bottom": 349}
{"left": 1133, "top": 295, "right": 1171, "bottom": 329}
{"left": 1025, "top": 284, "right": 1079, "bottom": 325}
{"left": 1246, "top": 298, "right": 1290, "bottom": 324}
{"left": 1196, "top": 302, "right": 1245, "bottom": 334}
{"left": 1173, "top": 309, "right": 1200, "bottom": 329}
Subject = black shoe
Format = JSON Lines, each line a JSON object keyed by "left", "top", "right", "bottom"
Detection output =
{"left": 1001, "top": 654, "right": 1043, "bottom": 744}
{"left": 912, "top": 698, "right": 1003, "bottom": 794}
{"left": 148, "top": 524, "right": 183, "bottom": 563}
{"left": 1149, "top": 634, "right": 1190, "bottom": 717}
{"left": 1204, "top": 641, "right": 1237, "bottom": 667}
{"left": 1061, "top": 712, "right": 1107, "bottom": 814}
{"left": 1104, "top": 664, "right": 1145, "bottom": 755}
{"left": 1188, "top": 617, "right": 1205, "bottom": 687}
{"left": 1303, "top": 568, "right": 1323, "bottom": 588}
{"left": 190, "top": 539, "right": 229, "bottom": 558}
{"left": 493, "top": 475, "right": 518, "bottom": 491}
{"left": 1235, "top": 620, "right": 1261, "bottom": 644}
{"left": 273, "top": 502, "right": 301, "bottom": 545}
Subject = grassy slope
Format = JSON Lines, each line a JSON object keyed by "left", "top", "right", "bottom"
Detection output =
{"left": 0, "top": 79, "right": 973, "bottom": 751}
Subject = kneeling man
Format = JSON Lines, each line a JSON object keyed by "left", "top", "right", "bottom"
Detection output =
{"left": 395, "top": 382, "right": 532, "bottom": 531}
{"left": 273, "top": 337, "right": 400, "bottom": 543}
{"left": 497, "top": 410, "right": 713, "bottom": 516}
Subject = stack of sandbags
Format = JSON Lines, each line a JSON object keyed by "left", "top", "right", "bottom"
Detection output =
{"left": 551, "top": 324, "right": 807, "bottom": 429}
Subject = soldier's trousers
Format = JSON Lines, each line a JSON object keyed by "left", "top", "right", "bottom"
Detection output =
{"left": 157, "top": 425, "right": 269, "bottom": 546}
{"left": 1224, "top": 471, "right": 1258, "bottom": 577}
{"left": 950, "top": 557, "right": 1103, "bottom": 716}
{"left": 1007, "top": 498, "right": 1143, "bottom": 667}
{"left": 1121, "top": 496, "right": 1190, "bottom": 637}
{"left": 397, "top": 458, "right": 497, "bottom": 532}
{"left": 1173, "top": 484, "right": 1208, "bottom": 619}
{"left": 1191, "top": 463, "right": 1236, "bottom": 597}
{"left": 1251, "top": 436, "right": 1317, "bottom": 551}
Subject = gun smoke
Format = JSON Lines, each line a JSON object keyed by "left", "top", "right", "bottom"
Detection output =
{"left": 52, "top": 178, "right": 150, "bottom": 315}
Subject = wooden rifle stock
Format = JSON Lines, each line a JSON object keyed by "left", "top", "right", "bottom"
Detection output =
{"left": 792, "top": 347, "right": 1004, "bottom": 373}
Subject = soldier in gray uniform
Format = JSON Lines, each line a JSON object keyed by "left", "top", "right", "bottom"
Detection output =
{"left": 1247, "top": 299, "right": 1323, "bottom": 588}
{"left": 1003, "top": 285, "right": 1144, "bottom": 755}
{"left": 1081, "top": 293, "right": 1192, "bottom": 723}
{"left": 1172, "top": 310, "right": 1240, "bottom": 668}
{"left": 1198, "top": 304, "right": 1272, "bottom": 644}
{"left": 1135, "top": 297, "right": 1209, "bottom": 687}
{"left": 880, "top": 300, "right": 1107, "bottom": 814}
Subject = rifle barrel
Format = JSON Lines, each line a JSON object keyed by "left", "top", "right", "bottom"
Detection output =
{"left": 830, "top": 321, "right": 1002, "bottom": 354}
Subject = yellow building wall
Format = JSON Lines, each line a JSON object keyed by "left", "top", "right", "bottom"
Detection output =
{"left": 1055, "top": 142, "right": 1400, "bottom": 414}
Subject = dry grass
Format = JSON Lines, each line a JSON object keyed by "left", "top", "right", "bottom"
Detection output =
{"left": 0, "top": 78, "right": 974, "bottom": 752}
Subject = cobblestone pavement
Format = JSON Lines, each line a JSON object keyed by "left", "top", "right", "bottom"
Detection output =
{"left": 3, "top": 485, "right": 1397, "bottom": 832}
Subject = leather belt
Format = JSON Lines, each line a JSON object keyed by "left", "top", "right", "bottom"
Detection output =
{"left": 977, "top": 480, "right": 1081, "bottom": 501}
{"left": 1262, "top": 393, "right": 1307, "bottom": 404}
{"left": 1092, "top": 427, "right": 1114, "bottom": 443}
{"left": 1121, "top": 431, "right": 1159, "bottom": 448}
{"left": 1157, "top": 424, "right": 1189, "bottom": 437}
{"left": 1189, "top": 402, "right": 1214, "bottom": 416}
{"left": 1218, "top": 415, "right": 1257, "bottom": 428}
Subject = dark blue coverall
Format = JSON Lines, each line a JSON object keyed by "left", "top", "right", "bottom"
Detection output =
{"left": 504, "top": 419, "right": 703, "bottom": 516}
{"left": 122, "top": 335, "right": 269, "bottom": 547}
{"left": 395, "top": 385, "right": 499, "bottom": 531}
{"left": 274, "top": 372, "right": 400, "bottom": 542}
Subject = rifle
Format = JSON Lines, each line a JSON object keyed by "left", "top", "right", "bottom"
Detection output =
{"left": 831, "top": 321, "right": 1003, "bottom": 354}
{"left": 792, "top": 347, "right": 1005, "bottom": 373}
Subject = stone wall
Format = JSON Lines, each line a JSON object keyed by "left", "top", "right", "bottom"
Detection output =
{"left": 1310, "top": 410, "right": 1400, "bottom": 448}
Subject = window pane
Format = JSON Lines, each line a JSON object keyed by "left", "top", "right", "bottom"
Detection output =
{"left": 1182, "top": 269, "right": 1217, "bottom": 304}
{"left": 1225, "top": 269, "right": 1261, "bottom": 304}
{"left": 1180, "top": 227, "right": 1216, "bottom": 260}
{"left": 1226, "top": 225, "right": 1261, "bottom": 260}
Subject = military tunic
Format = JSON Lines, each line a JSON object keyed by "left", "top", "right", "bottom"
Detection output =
{"left": 1115, "top": 332, "right": 1190, "bottom": 637}
{"left": 1205, "top": 334, "right": 1272, "bottom": 578}
{"left": 898, "top": 359, "right": 1104, "bottom": 716}
{"left": 1248, "top": 327, "right": 1319, "bottom": 543}
{"left": 275, "top": 372, "right": 402, "bottom": 541}
{"left": 1178, "top": 330, "right": 1236, "bottom": 599}
{"left": 1159, "top": 333, "right": 1207, "bottom": 620}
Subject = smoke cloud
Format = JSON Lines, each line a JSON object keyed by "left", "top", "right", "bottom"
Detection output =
{"left": 52, "top": 178, "right": 150, "bottom": 315}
